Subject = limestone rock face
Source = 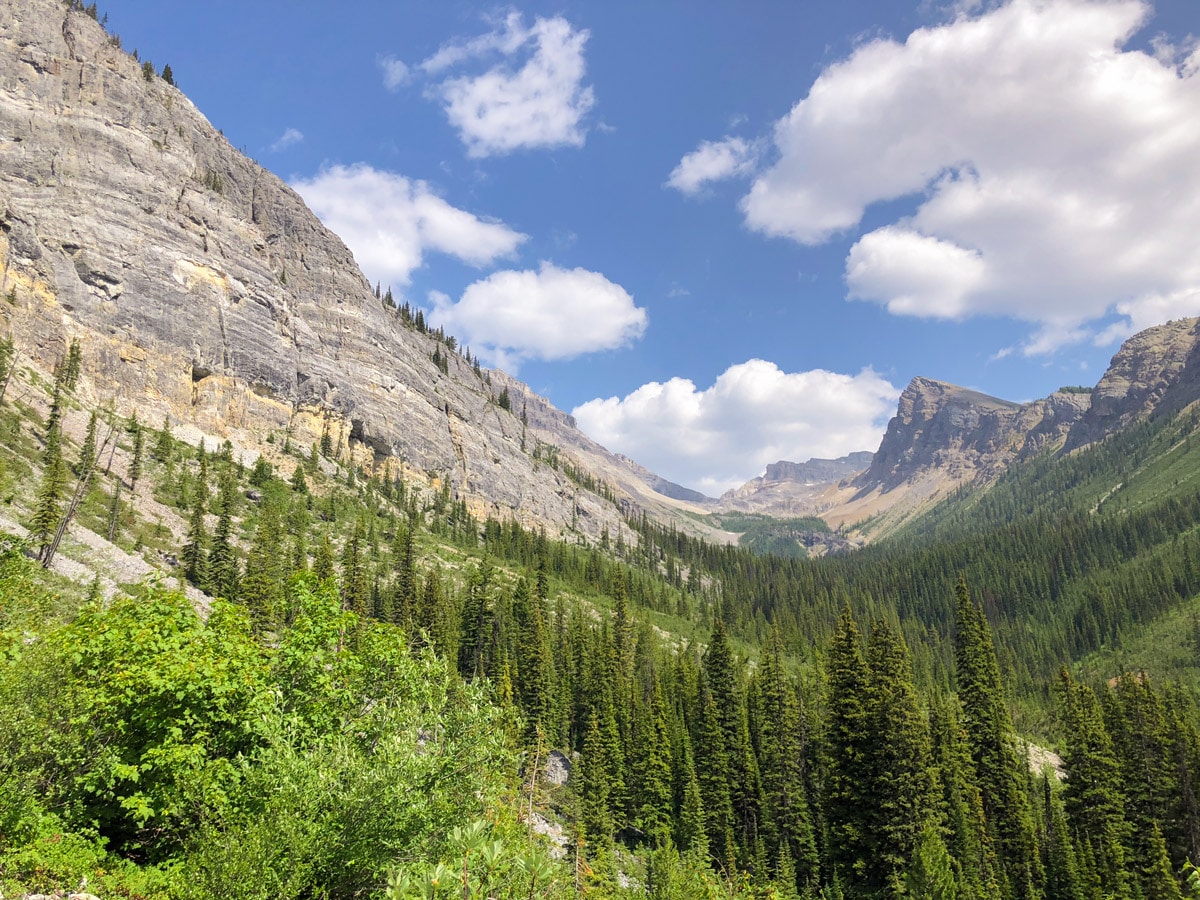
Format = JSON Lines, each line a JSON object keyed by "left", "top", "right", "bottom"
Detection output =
{"left": 0, "top": 0, "right": 708, "bottom": 540}
{"left": 1064, "top": 317, "right": 1200, "bottom": 450}
{"left": 856, "top": 378, "right": 1089, "bottom": 494}
{"left": 717, "top": 452, "right": 873, "bottom": 517}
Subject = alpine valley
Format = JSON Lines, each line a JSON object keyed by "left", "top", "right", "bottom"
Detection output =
{"left": 3, "top": 3, "right": 1200, "bottom": 900}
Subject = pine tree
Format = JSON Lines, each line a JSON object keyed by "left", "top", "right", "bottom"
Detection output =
{"left": 579, "top": 711, "right": 616, "bottom": 886}
{"left": 954, "top": 577, "right": 1042, "bottom": 900}
{"left": 207, "top": 471, "right": 240, "bottom": 600}
{"left": 694, "top": 677, "right": 736, "bottom": 870}
{"left": 31, "top": 383, "right": 68, "bottom": 559}
{"left": 240, "top": 500, "right": 285, "bottom": 631}
{"left": 755, "top": 627, "right": 819, "bottom": 891}
{"left": 1042, "top": 775, "right": 1084, "bottom": 900}
{"left": 634, "top": 677, "right": 675, "bottom": 845}
{"left": 76, "top": 409, "right": 97, "bottom": 478}
{"left": 865, "top": 619, "right": 939, "bottom": 889}
{"left": 824, "top": 604, "right": 876, "bottom": 895}
{"left": 313, "top": 532, "right": 336, "bottom": 585}
{"left": 1140, "top": 824, "right": 1183, "bottom": 900}
{"left": 152, "top": 416, "right": 173, "bottom": 462}
{"left": 181, "top": 483, "right": 209, "bottom": 587}
{"left": 1058, "top": 668, "right": 1129, "bottom": 899}
{"left": 906, "top": 824, "right": 960, "bottom": 900}
{"left": 128, "top": 421, "right": 144, "bottom": 493}
{"left": 677, "top": 741, "right": 708, "bottom": 857}
{"left": 929, "top": 695, "right": 999, "bottom": 900}
{"left": 704, "top": 618, "right": 761, "bottom": 869}
{"left": 339, "top": 518, "right": 370, "bottom": 617}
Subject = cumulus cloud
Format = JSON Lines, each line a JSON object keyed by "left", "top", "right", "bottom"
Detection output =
{"left": 429, "top": 262, "right": 646, "bottom": 370}
{"left": 292, "top": 163, "right": 526, "bottom": 289}
{"left": 269, "top": 127, "right": 304, "bottom": 152}
{"left": 736, "top": 0, "right": 1200, "bottom": 350}
{"left": 573, "top": 362, "right": 900, "bottom": 495}
{"left": 414, "top": 12, "right": 596, "bottom": 157}
{"left": 666, "top": 137, "right": 759, "bottom": 195}
{"left": 380, "top": 55, "right": 410, "bottom": 91}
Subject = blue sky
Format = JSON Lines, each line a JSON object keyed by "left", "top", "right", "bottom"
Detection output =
{"left": 99, "top": 0, "right": 1200, "bottom": 494}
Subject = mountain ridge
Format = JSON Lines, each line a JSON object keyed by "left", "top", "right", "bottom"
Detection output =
{"left": 0, "top": 0, "right": 718, "bottom": 544}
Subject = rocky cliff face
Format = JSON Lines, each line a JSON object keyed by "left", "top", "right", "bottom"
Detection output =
{"left": 1064, "top": 317, "right": 1200, "bottom": 451}
{"left": 812, "top": 318, "right": 1200, "bottom": 537}
{"left": 717, "top": 452, "right": 873, "bottom": 517}
{"left": 0, "top": 0, "right": 712, "bottom": 541}
{"left": 855, "top": 378, "right": 1090, "bottom": 493}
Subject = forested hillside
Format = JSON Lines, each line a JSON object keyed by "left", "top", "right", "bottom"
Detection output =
{"left": 5, "top": 343, "right": 1200, "bottom": 899}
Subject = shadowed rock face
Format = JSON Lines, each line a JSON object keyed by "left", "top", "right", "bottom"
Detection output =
{"left": 0, "top": 0, "right": 715, "bottom": 541}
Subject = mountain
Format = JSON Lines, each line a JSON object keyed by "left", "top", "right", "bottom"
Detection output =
{"left": 716, "top": 452, "right": 872, "bottom": 517}
{"left": 0, "top": 0, "right": 714, "bottom": 544}
{"left": 807, "top": 318, "right": 1200, "bottom": 536}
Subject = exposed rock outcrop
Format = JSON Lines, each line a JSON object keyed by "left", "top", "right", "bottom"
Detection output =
{"left": 1064, "top": 317, "right": 1200, "bottom": 451}
{"left": 717, "top": 452, "right": 873, "bottom": 518}
{"left": 855, "top": 377, "right": 1089, "bottom": 494}
{"left": 0, "top": 0, "right": 715, "bottom": 542}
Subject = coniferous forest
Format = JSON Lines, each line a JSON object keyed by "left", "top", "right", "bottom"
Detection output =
{"left": 5, "top": 351, "right": 1200, "bottom": 899}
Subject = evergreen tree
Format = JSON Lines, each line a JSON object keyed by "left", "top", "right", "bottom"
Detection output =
{"left": 1140, "top": 825, "right": 1183, "bottom": 900}
{"left": 181, "top": 457, "right": 209, "bottom": 587}
{"left": 954, "top": 577, "right": 1042, "bottom": 900}
{"left": 1041, "top": 775, "right": 1084, "bottom": 900}
{"left": 824, "top": 604, "right": 876, "bottom": 895}
{"left": 339, "top": 518, "right": 370, "bottom": 617}
{"left": 929, "top": 695, "right": 999, "bottom": 900}
{"left": 634, "top": 677, "right": 675, "bottom": 845}
{"left": 240, "top": 500, "right": 285, "bottom": 630}
{"left": 128, "top": 420, "right": 144, "bottom": 493}
{"left": 312, "top": 532, "right": 336, "bottom": 585}
{"left": 755, "top": 627, "right": 819, "bottom": 891}
{"left": 1058, "top": 668, "right": 1129, "bottom": 899}
{"left": 76, "top": 409, "right": 97, "bottom": 478}
{"left": 207, "top": 471, "right": 240, "bottom": 600}
{"left": 907, "top": 824, "right": 960, "bottom": 900}
{"left": 704, "top": 618, "right": 761, "bottom": 869}
{"left": 865, "top": 619, "right": 940, "bottom": 891}
{"left": 31, "top": 384, "right": 68, "bottom": 559}
{"left": 579, "top": 711, "right": 616, "bottom": 886}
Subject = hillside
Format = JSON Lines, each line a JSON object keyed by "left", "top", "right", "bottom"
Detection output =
{"left": 0, "top": 0, "right": 718, "bottom": 549}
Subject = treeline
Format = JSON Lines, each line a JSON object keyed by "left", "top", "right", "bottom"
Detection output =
{"left": 141, "top": 414, "right": 1200, "bottom": 898}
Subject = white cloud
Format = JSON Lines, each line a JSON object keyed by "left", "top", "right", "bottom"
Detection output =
{"left": 414, "top": 12, "right": 595, "bottom": 157}
{"left": 429, "top": 262, "right": 646, "bottom": 370}
{"left": 573, "top": 361, "right": 900, "bottom": 494}
{"left": 666, "top": 137, "right": 759, "bottom": 195}
{"left": 292, "top": 163, "right": 526, "bottom": 290}
{"left": 736, "top": 0, "right": 1200, "bottom": 350}
{"left": 269, "top": 127, "right": 304, "bottom": 152}
{"left": 380, "top": 55, "right": 410, "bottom": 91}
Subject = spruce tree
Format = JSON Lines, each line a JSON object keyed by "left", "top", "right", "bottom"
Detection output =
{"left": 865, "top": 619, "right": 940, "bottom": 892}
{"left": 31, "top": 384, "right": 68, "bottom": 559}
{"left": 824, "top": 604, "right": 875, "bottom": 895}
{"left": 207, "top": 471, "right": 240, "bottom": 600}
{"left": 579, "top": 711, "right": 616, "bottom": 886}
{"left": 1058, "top": 668, "right": 1129, "bottom": 899}
{"left": 954, "top": 577, "right": 1042, "bottom": 900}
{"left": 1041, "top": 775, "right": 1084, "bottom": 900}
{"left": 240, "top": 500, "right": 285, "bottom": 631}
{"left": 181, "top": 465, "right": 209, "bottom": 587}
{"left": 929, "top": 694, "right": 999, "bottom": 900}
{"left": 755, "top": 627, "right": 819, "bottom": 891}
